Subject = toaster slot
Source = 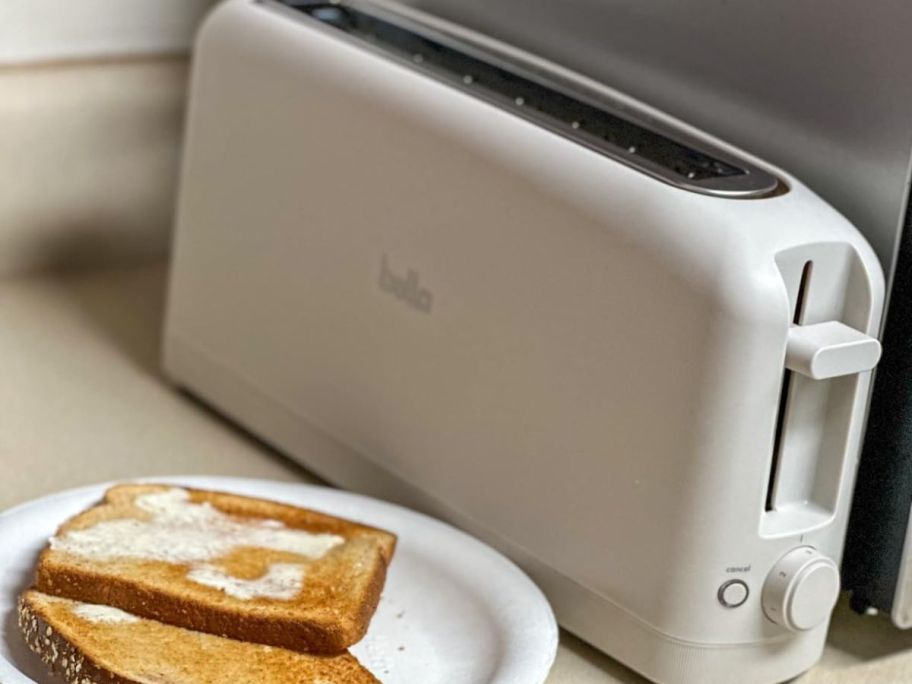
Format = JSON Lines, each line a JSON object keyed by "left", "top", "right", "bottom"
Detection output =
{"left": 762, "top": 247, "right": 880, "bottom": 537}
{"left": 765, "top": 261, "right": 812, "bottom": 512}
{"left": 273, "top": 0, "right": 781, "bottom": 199}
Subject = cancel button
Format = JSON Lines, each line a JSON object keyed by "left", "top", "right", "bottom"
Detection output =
{"left": 718, "top": 579, "right": 750, "bottom": 608}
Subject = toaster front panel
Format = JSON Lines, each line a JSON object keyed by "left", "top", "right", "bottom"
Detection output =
{"left": 170, "top": 2, "right": 747, "bottom": 634}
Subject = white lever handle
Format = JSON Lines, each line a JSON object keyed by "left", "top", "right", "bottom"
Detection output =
{"left": 786, "top": 321, "right": 881, "bottom": 380}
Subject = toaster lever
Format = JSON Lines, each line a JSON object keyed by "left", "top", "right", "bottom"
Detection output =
{"left": 785, "top": 321, "right": 881, "bottom": 380}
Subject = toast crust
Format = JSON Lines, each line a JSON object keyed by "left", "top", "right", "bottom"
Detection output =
{"left": 36, "top": 484, "right": 396, "bottom": 654}
{"left": 36, "top": 554, "right": 389, "bottom": 655}
{"left": 18, "top": 590, "right": 381, "bottom": 684}
{"left": 20, "top": 593, "right": 136, "bottom": 684}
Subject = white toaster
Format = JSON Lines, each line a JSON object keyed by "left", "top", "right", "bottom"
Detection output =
{"left": 164, "top": 1, "right": 886, "bottom": 682}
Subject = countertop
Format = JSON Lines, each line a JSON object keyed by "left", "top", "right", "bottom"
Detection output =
{"left": 3, "top": 263, "right": 912, "bottom": 683}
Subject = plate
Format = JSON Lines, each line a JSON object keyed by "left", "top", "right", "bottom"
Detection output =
{"left": 0, "top": 476, "right": 557, "bottom": 684}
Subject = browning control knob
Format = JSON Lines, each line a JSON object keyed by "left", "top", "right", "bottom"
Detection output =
{"left": 762, "top": 547, "right": 840, "bottom": 632}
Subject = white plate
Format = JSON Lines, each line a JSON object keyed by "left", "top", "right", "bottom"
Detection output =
{"left": 0, "top": 476, "right": 557, "bottom": 684}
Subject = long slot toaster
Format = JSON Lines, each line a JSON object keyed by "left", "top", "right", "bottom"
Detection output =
{"left": 164, "top": 1, "right": 885, "bottom": 682}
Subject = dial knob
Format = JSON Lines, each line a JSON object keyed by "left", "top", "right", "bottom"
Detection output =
{"left": 762, "top": 547, "right": 840, "bottom": 632}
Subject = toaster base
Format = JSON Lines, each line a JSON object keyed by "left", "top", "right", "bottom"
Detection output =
{"left": 165, "top": 336, "right": 829, "bottom": 684}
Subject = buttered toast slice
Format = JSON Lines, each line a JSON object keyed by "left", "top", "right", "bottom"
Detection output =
{"left": 36, "top": 484, "right": 396, "bottom": 654}
{"left": 19, "top": 590, "right": 380, "bottom": 684}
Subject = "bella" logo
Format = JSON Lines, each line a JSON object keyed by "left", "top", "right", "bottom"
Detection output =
{"left": 378, "top": 255, "right": 433, "bottom": 314}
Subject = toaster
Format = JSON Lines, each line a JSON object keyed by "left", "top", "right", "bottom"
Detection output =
{"left": 163, "top": 1, "right": 885, "bottom": 682}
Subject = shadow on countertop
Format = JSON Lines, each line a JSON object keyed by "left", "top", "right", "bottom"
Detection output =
{"left": 38, "top": 246, "right": 328, "bottom": 487}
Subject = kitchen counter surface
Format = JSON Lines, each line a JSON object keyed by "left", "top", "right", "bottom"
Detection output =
{"left": 2, "top": 263, "right": 912, "bottom": 683}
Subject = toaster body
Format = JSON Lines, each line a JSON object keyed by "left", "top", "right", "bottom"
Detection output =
{"left": 164, "top": 2, "right": 885, "bottom": 682}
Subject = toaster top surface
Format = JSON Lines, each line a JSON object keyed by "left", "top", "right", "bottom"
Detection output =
{"left": 269, "top": 0, "right": 782, "bottom": 200}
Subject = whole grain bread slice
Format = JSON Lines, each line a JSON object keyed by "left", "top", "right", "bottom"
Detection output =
{"left": 19, "top": 590, "right": 380, "bottom": 684}
{"left": 35, "top": 484, "right": 396, "bottom": 654}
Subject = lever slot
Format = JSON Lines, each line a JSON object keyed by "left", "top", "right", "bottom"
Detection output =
{"left": 762, "top": 246, "right": 880, "bottom": 537}
{"left": 766, "top": 261, "right": 811, "bottom": 512}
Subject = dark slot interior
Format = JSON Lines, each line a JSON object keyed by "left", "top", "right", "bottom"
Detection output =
{"left": 281, "top": 1, "right": 748, "bottom": 184}
{"left": 766, "top": 261, "right": 813, "bottom": 512}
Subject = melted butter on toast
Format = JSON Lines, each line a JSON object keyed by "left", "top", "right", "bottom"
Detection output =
{"left": 50, "top": 488, "right": 345, "bottom": 600}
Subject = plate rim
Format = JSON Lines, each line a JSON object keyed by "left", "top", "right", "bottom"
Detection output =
{"left": 0, "top": 475, "right": 559, "bottom": 684}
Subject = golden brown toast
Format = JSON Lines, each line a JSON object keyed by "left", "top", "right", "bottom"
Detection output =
{"left": 19, "top": 590, "right": 380, "bottom": 684}
{"left": 35, "top": 484, "right": 396, "bottom": 654}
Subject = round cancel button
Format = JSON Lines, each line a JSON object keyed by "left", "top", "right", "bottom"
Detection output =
{"left": 718, "top": 579, "right": 750, "bottom": 608}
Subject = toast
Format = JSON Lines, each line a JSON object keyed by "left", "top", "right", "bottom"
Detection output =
{"left": 19, "top": 590, "right": 380, "bottom": 684}
{"left": 35, "top": 484, "right": 396, "bottom": 654}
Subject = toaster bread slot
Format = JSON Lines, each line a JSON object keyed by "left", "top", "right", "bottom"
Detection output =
{"left": 273, "top": 0, "right": 780, "bottom": 198}
{"left": 762, "top": 247, "right": 880, "bottom": 537}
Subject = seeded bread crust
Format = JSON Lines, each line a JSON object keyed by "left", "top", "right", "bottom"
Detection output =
{"left": 18, "top": 590, "right": 381, "bottom": 684}
{"left": 19, "top": 594, "right": 132, "bottom": 684}
{"left": 36, "top": 484, "right": 397, "bottom": 655}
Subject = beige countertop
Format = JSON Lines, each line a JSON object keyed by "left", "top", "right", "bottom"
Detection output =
{"left": 2, "top": 263, "right": 912, "bottom": 683}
